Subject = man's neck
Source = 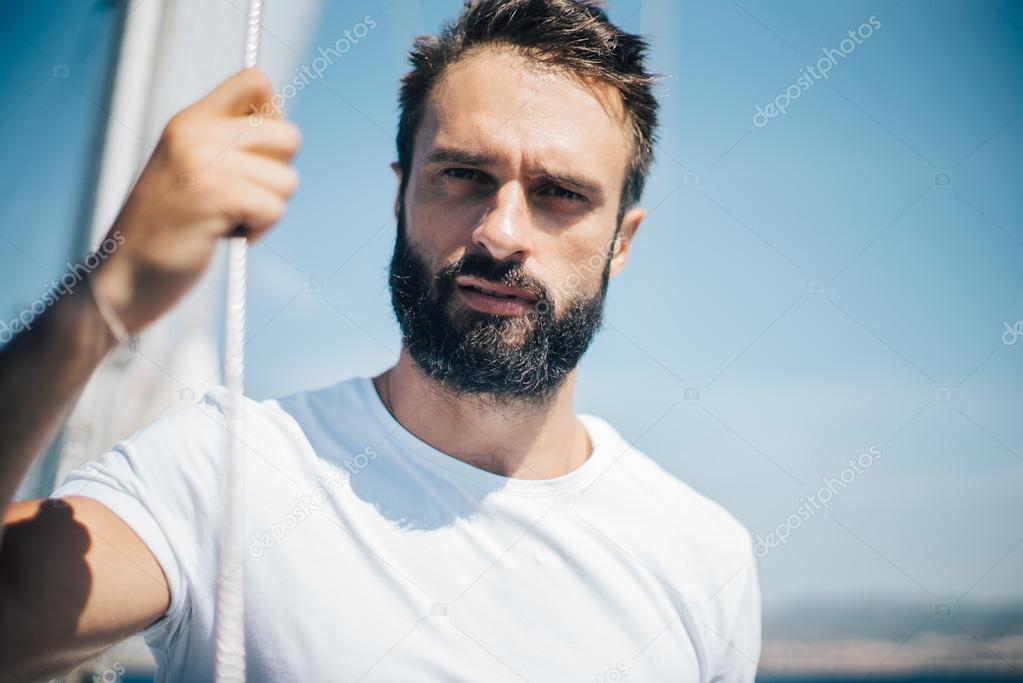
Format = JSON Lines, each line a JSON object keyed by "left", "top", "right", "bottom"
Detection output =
{"left": 372, "top": 351, "right": 592, "bottom": 480}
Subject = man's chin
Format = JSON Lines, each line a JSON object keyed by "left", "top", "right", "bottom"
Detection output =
{"left": 446, "top": 317, "right": 534, "bottom": 351}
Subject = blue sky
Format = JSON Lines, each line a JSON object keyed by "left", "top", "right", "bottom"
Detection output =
{"left": 2, "top": 0, "right": 1021, "bottom": 623}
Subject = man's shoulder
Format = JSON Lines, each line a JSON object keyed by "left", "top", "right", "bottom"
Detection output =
{"left": 109, "top": 375, "right": 370, "bottom": 464}
{"left": 186, "top": 375, "right": 371, "bottom": 431}
{"left": 267, "top": 374, "right": 369, "bottom": 417}
{"left": 630, "top": 446, "right": 750, "bottom": 548}
{"left": 583, "top": 415, "right": 753, "bottom": 562}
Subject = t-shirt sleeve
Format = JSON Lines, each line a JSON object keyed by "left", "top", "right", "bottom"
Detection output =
{"left": 48, "top": 389, "right": 231, "bottom": 637}
{"left": 709, "top": 556, "right": 762, "bottom": 682}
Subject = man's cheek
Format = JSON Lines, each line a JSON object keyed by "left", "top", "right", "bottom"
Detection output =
{"left": 549, "top": 258, "right": 604, "bottom": 303}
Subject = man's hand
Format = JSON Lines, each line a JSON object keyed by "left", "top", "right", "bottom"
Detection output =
{"left": 92, "top": 67, "right": 301, "bottom": 334}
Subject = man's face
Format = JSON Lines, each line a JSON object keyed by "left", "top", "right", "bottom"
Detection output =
{"left": 389, "top": 48, "right": 640, "bottom": 402}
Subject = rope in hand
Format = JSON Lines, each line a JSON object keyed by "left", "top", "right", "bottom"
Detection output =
{"left": 214, "top": 1, "right": 262, "bottom": 680}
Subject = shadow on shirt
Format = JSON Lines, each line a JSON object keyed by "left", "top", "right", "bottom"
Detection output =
{"left": 276, "top": 391, "right": 505, "bottom": 532}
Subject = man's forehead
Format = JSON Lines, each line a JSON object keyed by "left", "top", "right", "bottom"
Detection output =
{"left": 415, "top": 48, "right": 631, "bottom": 179}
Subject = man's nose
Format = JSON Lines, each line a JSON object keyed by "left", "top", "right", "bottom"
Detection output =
{"left": 471, "top": 183, "right": 533, "bottom": 262}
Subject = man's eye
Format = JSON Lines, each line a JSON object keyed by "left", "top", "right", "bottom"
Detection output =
{"left": 442, "top": 168, "right": 485, "bottom": 182}
{"left": 541, "top": 185, "right": 585, "bottom": 202}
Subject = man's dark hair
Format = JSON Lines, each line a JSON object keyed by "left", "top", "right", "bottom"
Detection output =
{"left": 396, "top": 0, "right": 659, "bottom": 220}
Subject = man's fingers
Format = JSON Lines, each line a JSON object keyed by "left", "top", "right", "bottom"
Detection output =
{"left": 193, "top": 67, "right": 274, "bottom": 117}
{"left": 231, "top": 151, "right": 300, "bottom": 199}
{"left": 236, "top": 119, "right": 303, "bottom": 159}
{"left": 225, "top": 181, "right": 288, "bottom": 236}
{"left": 159, "top": 69, "right": 301, "bottom": 238}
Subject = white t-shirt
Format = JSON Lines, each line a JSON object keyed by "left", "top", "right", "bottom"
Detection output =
{"left": 51, "top": 376, "right": 760, "bottom": 682}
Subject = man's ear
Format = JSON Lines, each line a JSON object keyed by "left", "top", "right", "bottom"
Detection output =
{"left": 391, "top": 162, "right": 402, "bottom": 221}
{"left": 608, "top": 207, "right": 644, "bottom": 279}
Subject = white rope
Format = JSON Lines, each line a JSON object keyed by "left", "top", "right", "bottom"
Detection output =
{"left": 214, "top": 1, "right": 262, "bottom": 680}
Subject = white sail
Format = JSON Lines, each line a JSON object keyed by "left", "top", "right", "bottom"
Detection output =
{"left": 28, "top": 0, "right": 323, "bottom": 497}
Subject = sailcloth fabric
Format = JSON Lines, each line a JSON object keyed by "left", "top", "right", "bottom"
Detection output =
{"left": 19, "top": 0, "right": 322, "bottom": 500}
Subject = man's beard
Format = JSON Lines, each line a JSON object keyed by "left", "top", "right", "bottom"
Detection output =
{"left": 387, "top": 209, "right": 612, "bottom": 404}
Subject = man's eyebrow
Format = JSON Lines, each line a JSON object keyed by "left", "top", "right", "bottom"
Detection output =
{"left": 424, "top": 147, "right": 497, "bottom": 167}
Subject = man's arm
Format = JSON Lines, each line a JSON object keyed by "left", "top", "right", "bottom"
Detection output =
{"left": 0, "top": 67, "right": 301, "bottom": 679}
{"left": 0, "top": 497, "right": 169, "bottom": 682}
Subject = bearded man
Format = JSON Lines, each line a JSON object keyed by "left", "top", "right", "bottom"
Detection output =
{"left": 0, "top": 1, "right": 760, "bottom": 680}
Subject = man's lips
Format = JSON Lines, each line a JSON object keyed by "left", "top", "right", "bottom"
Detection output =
{"left": 454, "top": 275, "right": 538, "bottom": 316}
{"left": 454, "top": 276, "right": 538, "bottom": 301}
